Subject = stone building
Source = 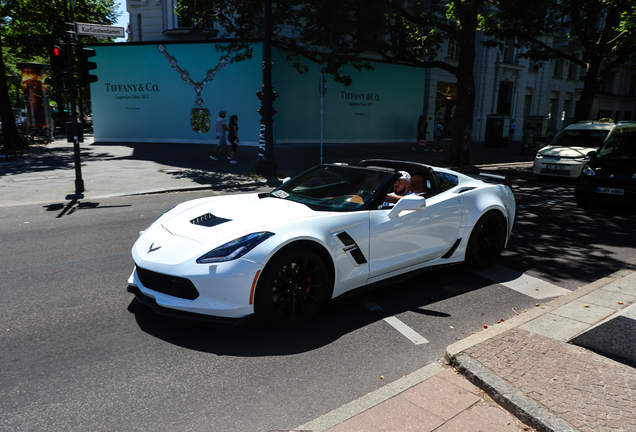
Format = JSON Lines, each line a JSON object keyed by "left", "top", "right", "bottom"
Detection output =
{"left": 124, "top": 0, "right": 636, "bottom": 144}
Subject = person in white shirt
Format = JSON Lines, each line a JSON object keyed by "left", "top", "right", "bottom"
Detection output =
{"left": 210, "top": 110, "right": 230, "bottom": 160}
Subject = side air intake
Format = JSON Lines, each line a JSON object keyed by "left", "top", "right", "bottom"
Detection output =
{"left": 336, "top": 232, "right": 368, "bottom": 265}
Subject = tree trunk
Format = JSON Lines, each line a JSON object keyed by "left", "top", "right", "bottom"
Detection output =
{"left": 574, "top": 58, "right": 602, "bottom": 122}
{"left": 450, "top": 64, "right": 475, "bottom": 166}
{"left": 448, "top": 2, "right": 478, "bottom": 166}
{"left": 0, "top": 38, "right": 20, "bottom": 155}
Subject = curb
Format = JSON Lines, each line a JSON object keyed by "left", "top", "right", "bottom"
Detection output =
{"left": 452, "top": 355, "right": 578, "bottom": 432}
{"left": 443, "top": 268, "right": 634, "bottom": 432}
{"left": 295, "top": 362, "right": 446, "bottom": 432}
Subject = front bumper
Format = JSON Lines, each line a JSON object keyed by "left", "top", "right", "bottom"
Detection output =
{"left": 127, "top": 257, "right": 264, "bottom": 320}
{"left": 575, "top": 177, "right": 636, "bottom": 206}
{"left": 127, "top": 285, "right": 249, "bottom": 324}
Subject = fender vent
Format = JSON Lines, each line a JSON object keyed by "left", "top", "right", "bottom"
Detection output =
{"left": 336, "top": 232, "right": 367, "bottom": 265}
{"left": 190, "top": 213, "right": 231, "bottom": 227}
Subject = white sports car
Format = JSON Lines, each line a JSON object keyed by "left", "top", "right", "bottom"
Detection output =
{"left": 128, "top": 160, "right": 516, "bottom": 326}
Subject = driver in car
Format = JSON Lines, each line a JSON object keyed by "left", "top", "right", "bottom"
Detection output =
{"left": 383, "top": 171, "right": 414, "bottom": 207}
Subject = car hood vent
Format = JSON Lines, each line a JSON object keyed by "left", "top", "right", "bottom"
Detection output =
{"left": 190, "top": 213, "right": 232, "bottom": 227}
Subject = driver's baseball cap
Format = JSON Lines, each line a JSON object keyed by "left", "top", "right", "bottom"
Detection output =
{"left": 219, "top": 110, "right": 227, "bottom": 116}
{"left": 398, "top": 171, "right": 411, "bottom": 182}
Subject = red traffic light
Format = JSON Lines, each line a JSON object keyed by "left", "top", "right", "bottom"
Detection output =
{"left": 52, "top": 45, "right": 62, "bottom": 57}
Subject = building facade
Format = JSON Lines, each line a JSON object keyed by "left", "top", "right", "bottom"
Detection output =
{"left": 125, "top": 0, "right": 636, "bottom": 144}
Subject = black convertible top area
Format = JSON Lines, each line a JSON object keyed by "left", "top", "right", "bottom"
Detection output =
{"left": 358, "top": 159, "right": 440, "bottom": 197}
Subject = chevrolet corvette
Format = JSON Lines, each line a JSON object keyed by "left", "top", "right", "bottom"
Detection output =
{"left": 128, "top": 159, "right": 516, "bottom": 326}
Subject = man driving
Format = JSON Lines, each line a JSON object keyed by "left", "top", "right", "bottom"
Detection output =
{"left": 383, "top": 171, "right": 413, "bottom": 207}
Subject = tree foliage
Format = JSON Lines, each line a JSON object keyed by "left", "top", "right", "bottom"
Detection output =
{"left": 177, "top": 0, "right": 499, "bottom": 164}
{"left": 1, "top": 0, "right": 119, "bottom": 58}
{"left": 489, "top": 0, "right": 636, "bottom": 121}
{"left": 0, "top": 0, "right": 119, "bottom": 152}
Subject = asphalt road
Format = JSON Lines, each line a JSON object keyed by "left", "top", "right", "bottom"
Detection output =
{"left": 1, "top": 170, "right": 635, "bottom": 431}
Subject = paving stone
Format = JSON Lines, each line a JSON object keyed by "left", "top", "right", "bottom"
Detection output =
{"left": 464, "top": 328, "right": 636, "bottom": 431}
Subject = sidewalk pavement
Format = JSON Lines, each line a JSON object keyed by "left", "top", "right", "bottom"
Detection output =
{"left": 0, "top": 135, "right": 532, "bottom": 207}
{"left": 2, "top": 135, "right": 635, "bottom": 432}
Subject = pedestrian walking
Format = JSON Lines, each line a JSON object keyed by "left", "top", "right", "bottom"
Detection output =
{"left": 210, "top": 110, "right": 230, "bottom": 160}
{"left": 228, "top": 114, "right": 240, "bottom": 163}
{"left": 509, "top": 119, "right": 516, "bottom": 140}
{"left": 433, "top": 120, "right": 444, "bottom": 153}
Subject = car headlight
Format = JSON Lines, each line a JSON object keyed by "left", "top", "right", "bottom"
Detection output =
{"left": 535, "top": 153, "right": 544, "bottom": 159}
{"left": 196, "top": 232, "right": 275, "bottom": 263}
{"left": 582, "top": 164, "right": 595, "bottom": 176}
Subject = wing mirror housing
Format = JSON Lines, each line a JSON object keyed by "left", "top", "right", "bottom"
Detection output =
{"left": 388, "top": 195, "right": 427, "bottom": 218}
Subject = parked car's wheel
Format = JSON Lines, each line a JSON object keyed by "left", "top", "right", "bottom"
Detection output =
{"left": 466, "top": 211, "right": 506, "bottom": 269}
{"left": 255, "top": 246, "right": 330, "bottom": 326}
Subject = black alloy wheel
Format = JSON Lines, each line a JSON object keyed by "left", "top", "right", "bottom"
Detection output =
{"left": 255, "top": 247, "right": 330, "bottom": 326}
{"left": 466, "top": 212, "right": 506, "bottom": 269}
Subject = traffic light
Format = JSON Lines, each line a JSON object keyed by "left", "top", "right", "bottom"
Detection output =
{"left": 78, "top": 47, "right": 98, "bottom": 86}
{"left": 44, "top": 44, "right": 67, "bottom": 91}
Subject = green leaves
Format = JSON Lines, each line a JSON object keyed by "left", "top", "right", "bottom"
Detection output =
{"left": 1, "top": 0, "right": 120, "bottom": 58}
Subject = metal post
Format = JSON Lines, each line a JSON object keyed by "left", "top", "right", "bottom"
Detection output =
{"left": 320, "top": 76, "right": 324, "bottom": 164}
{"left": 254, "top": 0, "right": 278, "bottom": 176}
{"left": 63, "top": 0, "right": 84, "bottom": 194}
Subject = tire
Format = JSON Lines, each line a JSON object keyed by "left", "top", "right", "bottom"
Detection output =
{"left": 466, "top": 212, "right": 506, "bottom": 269}
{"left": 255, "top": 247, "right": 330, "bottom": 326}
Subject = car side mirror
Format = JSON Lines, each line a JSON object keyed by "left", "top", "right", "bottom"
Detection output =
{"left": 586, "top": 151, "right": 596, "bottom": 158}
{"left": 388, "top": 195, "right": 427, "bottom": 218}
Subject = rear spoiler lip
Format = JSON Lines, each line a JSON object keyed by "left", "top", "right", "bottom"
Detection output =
{"left": 478, "top": 172, "right": 511, "bottom": 187}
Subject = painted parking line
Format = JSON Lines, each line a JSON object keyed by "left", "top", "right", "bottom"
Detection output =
{"left": 473, "top": 264, "right": 570, "bottom": 299}
{"left": 362, "top": 265, "right": 566, "bottom": 344}
{"left": 383, "top": 316, "right": 430, "bottom": 345}
{"left": 361, "top": 297, "right": 429, "bottom": 345}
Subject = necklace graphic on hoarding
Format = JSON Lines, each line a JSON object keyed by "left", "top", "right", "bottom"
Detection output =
{"left": 157, "top": 44, "right": 235, "bottom": 133}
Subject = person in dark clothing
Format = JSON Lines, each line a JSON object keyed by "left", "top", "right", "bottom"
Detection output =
{"left": 228, "top": 114, "right": 240, "bottom": 163}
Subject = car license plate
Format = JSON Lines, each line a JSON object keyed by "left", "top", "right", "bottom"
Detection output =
{"left": 545, "top": 164, "right": 566, "bottom": 170}
{"left": 596, "top": 187, "right": 624, "bottom": 195}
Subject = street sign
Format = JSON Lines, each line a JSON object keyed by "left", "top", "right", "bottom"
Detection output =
{"left": 75, "top": 23, "right": 125, "bottom": 38}
{"left": 319, "top": 74, "right": 327, "bottom": 96}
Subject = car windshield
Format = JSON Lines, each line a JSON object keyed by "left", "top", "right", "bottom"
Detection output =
{"left": 551, "top": 129, "right": 610, "bottom": 148}
{"left": 269, "top": 165, "right": 394, "bottom": 211}
{"left": 597, "top": 134, "right": 636, "bottom": 160}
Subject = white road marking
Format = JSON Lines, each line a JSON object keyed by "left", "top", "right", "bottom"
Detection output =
{"left": 474, "top": 264, "right": 570, "bottom": 299}
{"left": 383, "top": 316, "right": 429, "bottom": 345}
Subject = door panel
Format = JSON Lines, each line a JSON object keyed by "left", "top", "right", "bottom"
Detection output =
{"left": 368, "top": 194, "right": 465, "bottom": 278}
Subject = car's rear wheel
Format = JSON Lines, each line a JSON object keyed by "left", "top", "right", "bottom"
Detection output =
{"left": 466, "top": 212, "right": 506, "bottom": 269}
{"left": 255, "top": 247, "right": 330, "bottom": 326}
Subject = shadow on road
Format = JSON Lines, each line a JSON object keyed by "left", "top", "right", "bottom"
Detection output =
{"left": 126, "top": 266, "right": 503, "bottom": 356}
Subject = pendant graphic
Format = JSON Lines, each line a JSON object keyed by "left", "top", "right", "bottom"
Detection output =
{"left": 158, "top": 44, "right": 235, "bottom": 133}
{"left": 191, "top": 108, "right": 211, "bottom": 133}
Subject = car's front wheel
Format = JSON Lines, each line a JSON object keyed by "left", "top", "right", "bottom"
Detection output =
{"left": 255, "top": 246, "right": 330, "bottom": 326}
{"left": 466, "top": 211, "right": 506, "bottom": 269}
